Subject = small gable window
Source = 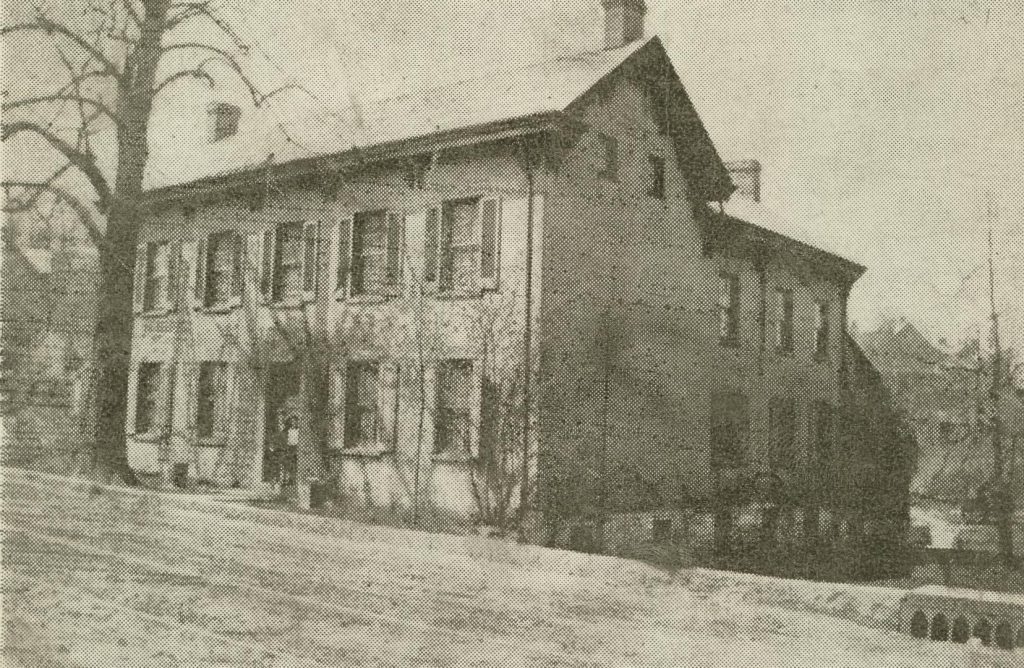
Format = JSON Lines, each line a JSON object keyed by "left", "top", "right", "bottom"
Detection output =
{"left": 647, "top": 154, "right": 665, "bottom": 199}
{"left": 598, "top": 133, "right": 618, "bottom": 180}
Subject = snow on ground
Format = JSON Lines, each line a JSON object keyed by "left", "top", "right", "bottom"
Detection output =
{"left": 1, "top": 467, "right": 1020, "bottom": 667}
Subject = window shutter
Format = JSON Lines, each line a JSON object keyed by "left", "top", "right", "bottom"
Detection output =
{"left": 385, "top": 211, "right": 404, "bottom": 296}
{"left": 125, "top": 363, "right": 140, "bottom": 434}
{"left": 378, "top": 363, "right": 400, "bottom": 451}
{"left": 229, "top": 233, "right": 243, "bottom": 307}
{"left": 302, "top": 220, "right": 319, "bottom": 302}
{"left": 165, "top": 242, "right": 180, "bottom": 311}
{"left": 479, "top": 196, "right": 501, "bottom": 290}
{"left": 156, "top": 363, "right": 173, "bottom": 436}
{"left": 423, "top": 206, "right": 440, "bottom": 293}
{"left": 244, "top": 231, "right": 263, "bottom": 298}
{"left": 329, "top": 358, "right": 348, "bottom": 450}
{"left": 194, "top": 236, "right": 208, "bottom": 309}
{"left": 469, "top": 361, "right": 483, "bottom": 458}
{"left": 335, "top": 217, "right": 353, "bottom": 298}
{"left": 133, "top": 242, "right": 148, "bottom": 314}
{"left": 260, "top": 228, "right": 275, "bottom": 303}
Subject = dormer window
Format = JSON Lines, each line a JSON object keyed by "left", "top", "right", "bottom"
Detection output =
{"left": 208, "top": 102, "right": 241, "bottom": 142}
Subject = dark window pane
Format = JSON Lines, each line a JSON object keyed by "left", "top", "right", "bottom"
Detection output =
{"left": 435, "top": 360, "right": 473, "bottom": 453}
{"left": 345, "top": 362, "right": 379, "bottom": 447}
{"left": 135, "top": 362, "right": 162, "bottom": 434}
{"left": 196, "top": 362, "right": 227, "bottom": 439}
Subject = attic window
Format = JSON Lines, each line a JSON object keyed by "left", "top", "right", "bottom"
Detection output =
{"left": 208, "top": 102, "right": 241, "bottom": 142}
{"left": 598, "top": 133, "right": 618, "bottom": 180}
{"left": 647, "top": 155, "right": 665, "bottom": 199}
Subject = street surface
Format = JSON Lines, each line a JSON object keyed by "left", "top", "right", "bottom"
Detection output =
{"left": 1, "top": 467, "right": 1016, "bottom": 667}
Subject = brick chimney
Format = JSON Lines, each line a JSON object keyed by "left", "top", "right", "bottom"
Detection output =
{"left": 208, "top": 102, "right": 241, "bottom": 142}
{"left": 601, "top": 0, "right": 647, "bottom": 50}
{"left": 724, "top": 159, "right": 762, "bottom": 202}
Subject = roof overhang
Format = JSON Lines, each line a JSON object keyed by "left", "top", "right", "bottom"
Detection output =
{"left": 142, "top": 111, "right": 573, "bottom": 205}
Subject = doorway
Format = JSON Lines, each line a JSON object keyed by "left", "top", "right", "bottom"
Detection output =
{"left": 263, "top": 362, "right": 301, "bottom": 485}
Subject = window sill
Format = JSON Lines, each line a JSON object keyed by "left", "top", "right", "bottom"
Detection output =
{"left": 432, "top": 291, "right": 485, "bottom": 302}
{"left": 333, "top": 446, "right": 393, "bottom": 458}
{"left": 137, "top": 308, "right": 174, "bottom": 318}
{"left": 128, "top": 431, "right": 167, "bottom": 443}
{"left": 339, "top": 293, "right": 396, "bottom": 305}
{"left": 196, "top": 436, "right": 228, "bottom": 447}
{"left": 266, "top": 299, "right": 309, "bottom": 310}
{"left": 431, "top": 451, "right": 476, "bottom": 464}
{"left": 197, "top": 303, "right": 239, "bottom": 315}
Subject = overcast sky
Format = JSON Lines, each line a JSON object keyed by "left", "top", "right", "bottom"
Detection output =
{"left": 5, "top": 0, "right": 1023, "bottom": 352}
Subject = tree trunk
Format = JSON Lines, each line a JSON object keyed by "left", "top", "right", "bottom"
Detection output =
{"left": 88, "top": 0, "right": 171, "bottom": 482}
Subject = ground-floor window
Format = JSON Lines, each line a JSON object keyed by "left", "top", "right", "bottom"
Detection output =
{"left": 435, "top": 360, "right": 474, "bottom": 454}
{"left": 196, "top": 361, "right": 229, "bottom": 440}
{"left": 134, "top": 362, "right": 163, "bottom": 435}
{"left": 344, "top": 361, "right": 380, "bottom": 448}
{"left": 709, "top": 391, "right": 749, "bottom": 469}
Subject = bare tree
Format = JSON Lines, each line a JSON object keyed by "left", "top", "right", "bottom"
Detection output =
{"left": 1, "top": 1, "right": 290, "bottom": 482}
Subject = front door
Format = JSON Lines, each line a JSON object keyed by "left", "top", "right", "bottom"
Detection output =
{"left": 263, "top": 362, "right": 301, "bottom": 485}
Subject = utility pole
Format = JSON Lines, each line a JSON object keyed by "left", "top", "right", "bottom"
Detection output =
{"left": 985, "top": 192, "right": 1015, "bottom": 568}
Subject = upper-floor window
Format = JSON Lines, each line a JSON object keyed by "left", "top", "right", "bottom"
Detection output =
{"left": 814, "top": 301, "right": 831, "bottom": 360}
{"left": 775, "top": 288, "right": 794, "bottom": 353}
{"left": 344, "top": 361, "right": 380, "bottom": 449}
{"left": 196, "top": 361, "right": 229, "bottom": 440}
{"left": 140, "top": 241, "right": 173, "bottom": 312}
{"left": 647, "top": 155, "right": 665, "bottom": 199}
{"left": 709, "top": 390, "right": 749, "bottom": 469}
{"left": 812, "top": 400, "right": 834, "bottom": 467}
{"left": 260, "top": 221, "right": 318, "bottom": 304}
{"left": 718, "top": 273, "right": 740, "bottom": 346}
{"left": 768, "top": 397, "right": 797, "bottom": 470}
{"left": 201, "top": 231, "right": 241, "bottom": 308}
{"left": 435, "top": 360, "right": 474, "bottom": 455}
{"left": 598, "top": 133, "right": 618, "bottom": 180}
{"left": 425, "top": 197, "right": 501, "bottom": 295}
{"left": 134, "top": 362, "right": 163, "bottom": 435}
{"left": 345, "top": 211, "right": 402, "bottom": 298}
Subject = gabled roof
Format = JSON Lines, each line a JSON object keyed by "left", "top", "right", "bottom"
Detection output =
{"left": 143, "top": 36, "right": 732, "bottom": 201}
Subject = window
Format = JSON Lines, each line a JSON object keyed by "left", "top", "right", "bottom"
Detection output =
{"left": 718, "top": 273, "right": 740, "bottom": 346}
{"left": 709, "top": 391, "right": 749, "bottom": 468}
{"left": 203, "top": 232, "right": 240, "bottom": 307}
{"left": 812, "top": 401, "right": 833, "bottom": 467}
{"left": 647, "top": 155, "right": 665, "bottom": 199}
{"left": 134, "top": 362, "right": 163, "bottom": 435}
{"left": 344, "top": 361, "right": 380, "bottom": 448}
{"left": 439, "top": 199, "right": 480, "bottom": 294}
{"left": 814, "top": 301, "right": 831, "bottom": 359}
{"left": 768, "top": 398, "right": 797, "bottom": 469}
{"left": 435, "top": 360, "right": 474, "bottom": 454}
{"left": 775, "top": 289, "right": 794, "bottom": 353}
{"left": 196, "top": 362, "right": 229, "bottom": 440}
{"left": 652, "top": 518, "right": 672, "bottom": 543}
{"left": 598, "top": 133, "right": 618, "bottom": 180}
{"left": 273, "top": 222, "right": 305, "bottom": 302}
{"left": 351, "top": 211, "right": 388, "bottom": 296}
{"left": 263, "top": 221, "right": 318, "bottom": 303}
{"left": 143, "top": 242, "right": 171, "bottom": 312}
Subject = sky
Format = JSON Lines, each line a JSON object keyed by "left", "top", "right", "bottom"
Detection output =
{"left": 3, "top": 0, "right": 1023, "bottom": 354}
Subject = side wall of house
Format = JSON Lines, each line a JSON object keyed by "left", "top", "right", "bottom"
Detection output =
{"left": 535, "top": 73, "right": 847, "bottom": 552}
{"left": 126, "top": 140, "right": 541, "bottom": 520}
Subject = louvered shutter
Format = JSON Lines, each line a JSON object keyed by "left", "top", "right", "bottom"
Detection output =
{"left": 385, "top": 211, "right": 404, "bottom": 296}
{"left": 469, "top": 361, "right": 483, "bottom": 458}
{"left": 125, "top": 363, "right": 140, "bottom": 433}
{"left": 156, "top": 363, "right": 173, "bottom": 436}
{"left": 260, "top": 228, "right": 275, "bottom": 303}
{"left": 479, "top": 196, "right": 501, "bottom": 291}
{"left": 329, "top": 358, "right": 348, "bottom": 450}
{"left": 166, "top": 242, "right": 181, "bottom": 311}
{"left": 378, "top": 363, "right": 400, "bottom": 451}
{"left": 423, "top": 206, "right": 440, "bottom": 293}
{"left": 335, "top": 217, "right": 352, "bottom": 299}
{"left": 302, "top": 220, "right": 319, "bottom": 302}
{"left": 194, "top": 236, "right": 208, "bottom": 309}
{"left": 229, "top": 233, "right": 243, "bottom": 307}
{"left": 132, "top": 242, "right": 148, "bottom": 313}
{"left": 244, "top": 231, "right": 263, "bottom": 297}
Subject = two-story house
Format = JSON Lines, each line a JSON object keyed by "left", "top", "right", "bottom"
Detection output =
{"left": 128, "top": 0, "right": 911, "bottom": 571}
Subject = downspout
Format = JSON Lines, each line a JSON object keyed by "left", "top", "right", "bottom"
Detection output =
{"left": 517, "top": 149, "right": 537, "bottom": 542}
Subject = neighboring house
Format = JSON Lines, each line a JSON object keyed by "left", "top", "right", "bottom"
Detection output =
{"left": 859, "top": 318, "right": 1024, "bottom": 501}
{"left": 127, "top": 0, "right": 910, "bottom": 570}
{"left": 0, "top": 206, "right": 99, "bottom": 471}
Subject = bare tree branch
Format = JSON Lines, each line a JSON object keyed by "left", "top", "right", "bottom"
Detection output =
{"left": 160, "top": 42, "right": 297, "bottom": 107}
{"left": 2, "top": 180, "right": 104, "bottom": 247}
{"left": 152, "top": 64, "right": 216, "bottom": 97}
{"left": 0, "top": 121, "right": 112, "bottom": 212}
{"left": 120, "top": 0, "right": 142, "bottom": 28}
{"left": 3, "top": 96, "right": 122, "bottom": 128}
{"left": 2, "top": 19, "right": 124, "bottom": 86}
{"left": 0, "top": 163, "right": 73, "bottom": 212}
